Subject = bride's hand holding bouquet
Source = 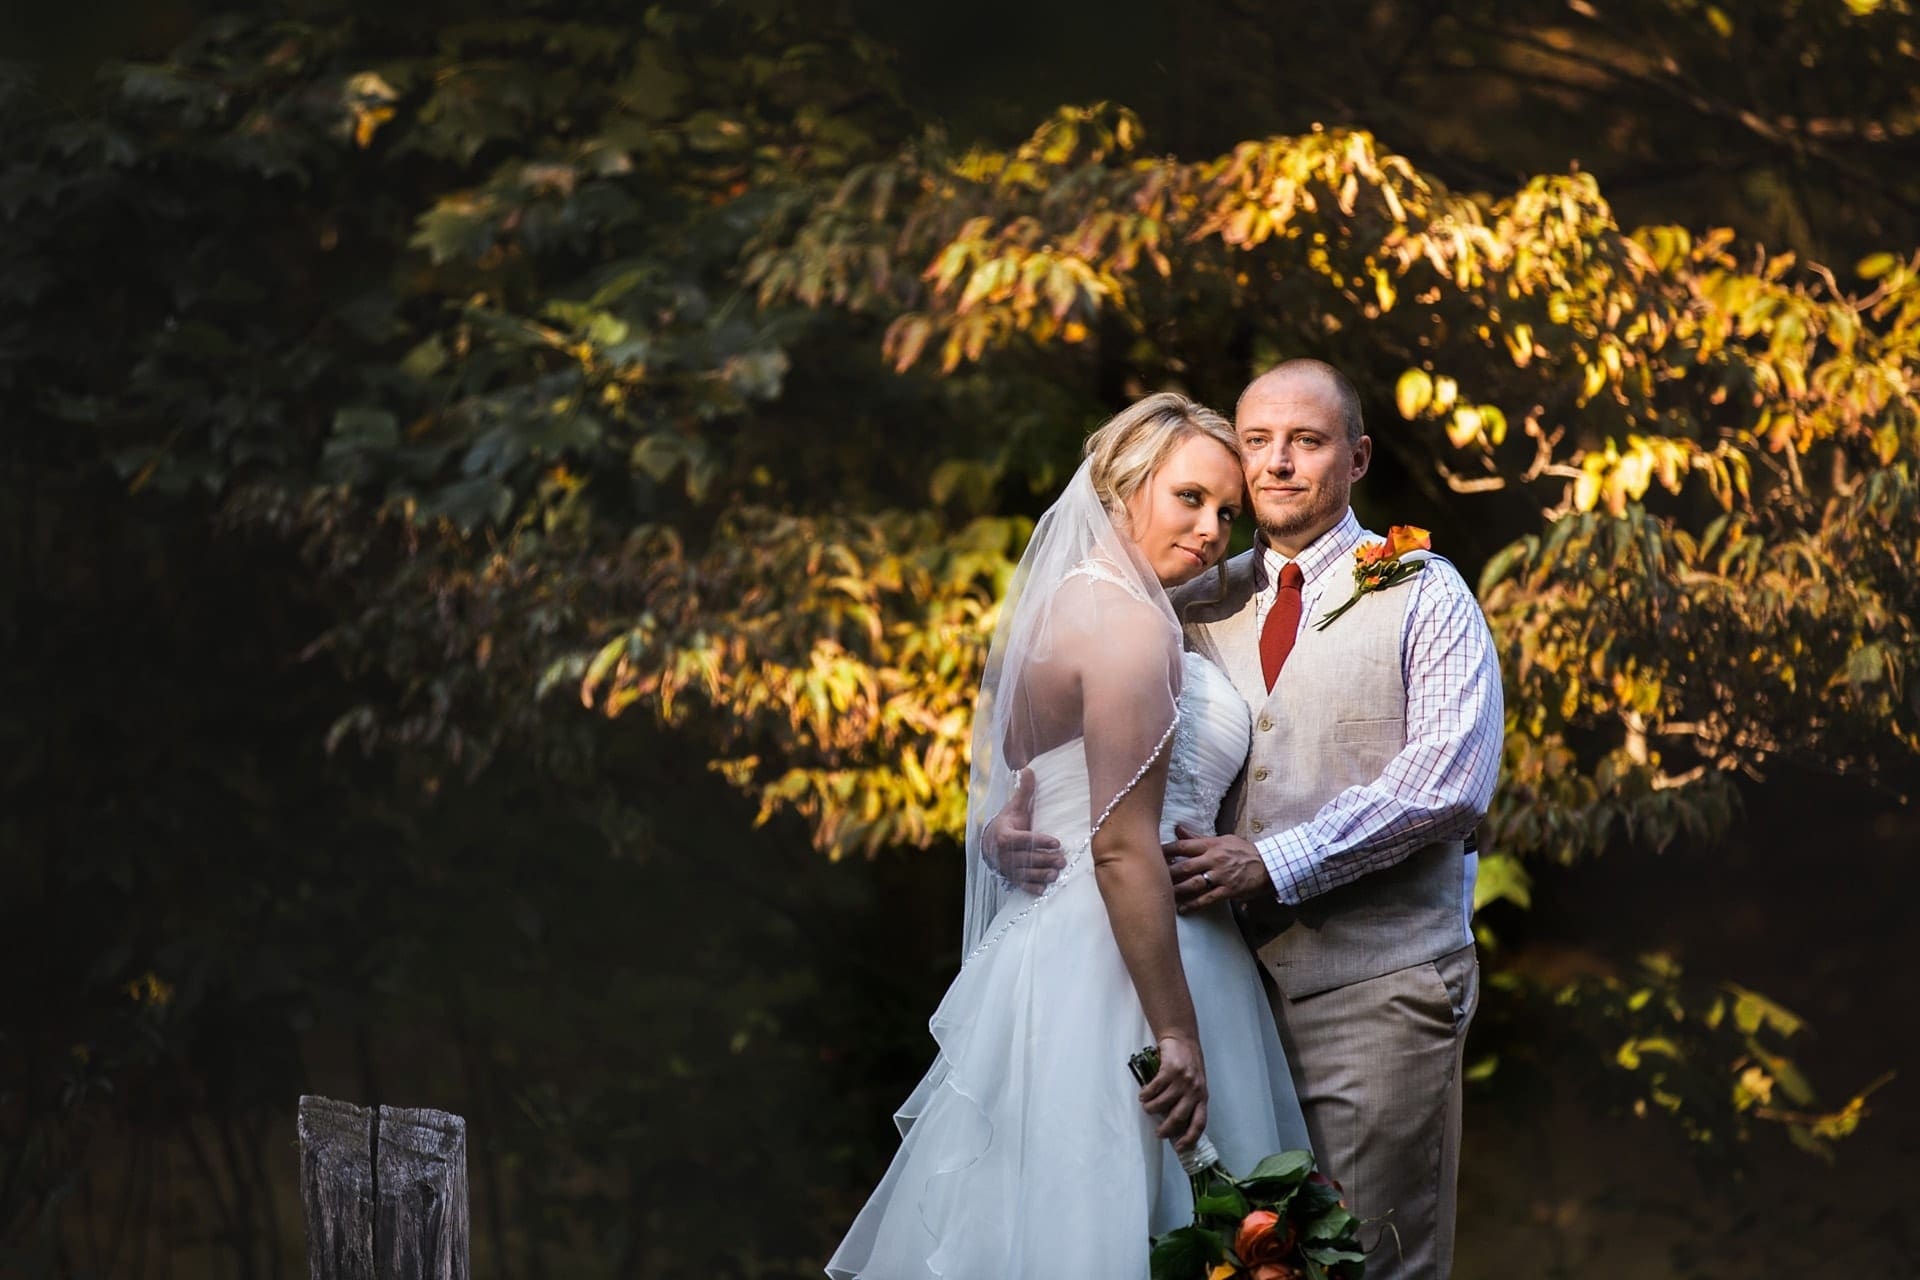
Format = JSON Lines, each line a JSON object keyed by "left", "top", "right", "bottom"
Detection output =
{"left": 1131, "top": 1047, "right": 1368, "bottom": 1280}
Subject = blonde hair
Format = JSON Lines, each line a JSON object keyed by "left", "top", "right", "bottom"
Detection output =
{"left": 1084, "top": 391, "right": 1240, "bottom": 519}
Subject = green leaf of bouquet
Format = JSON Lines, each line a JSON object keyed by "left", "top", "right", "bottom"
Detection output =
{"left": 1193, "top": 1179, "right": 1249, "bottom": 1220}
{"left": 1291, "top": 1177, "right": 1343, "bottom": 1218}
{"left": 1302, "top": 1241, "right": 1368, "bottom": 1264}
{"left": 1239, "top": 1149, "right": 1314, "bottom": 1188}
{"left": 1148, "top": 1225, "right": 1227, "bottom": 1279}
{"left": 1304, "top": 1205, "right": 1358, "bottom": 1242}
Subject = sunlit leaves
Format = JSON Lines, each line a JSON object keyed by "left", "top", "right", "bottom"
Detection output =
{"left": 757, "top": 106, "right": 1920, "bottom": 872}
{"left": 571, "top": 508, "right": 1027, "bottom": 857}
{"left": 1485, "top": 953, "right": 1886, "bottom": 1160}
{"left": 11, "top": 4, "right": 1916, "bottom": 891}
{"left": 1478, "top": 487, "right": 1918, "bottom": 866}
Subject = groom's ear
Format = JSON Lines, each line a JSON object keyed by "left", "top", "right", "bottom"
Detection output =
{"left": 1349, "top": 434, "right": 1372, "bottom": 482}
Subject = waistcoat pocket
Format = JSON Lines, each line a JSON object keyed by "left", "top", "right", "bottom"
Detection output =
{"left": 1332, "top": 717, "right": 1403, "bottom": 743}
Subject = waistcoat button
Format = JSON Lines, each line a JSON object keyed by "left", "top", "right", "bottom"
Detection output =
{"left": 1254, "top": 767, "right": 1269, "bottom": 782}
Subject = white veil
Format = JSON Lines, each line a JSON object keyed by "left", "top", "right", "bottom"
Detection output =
{"left": 959, "top": 458, "right": 1186, "bottom": 959}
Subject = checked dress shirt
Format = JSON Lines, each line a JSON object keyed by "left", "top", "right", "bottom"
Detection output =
{"left": 1245, "top": 510, "right": 1502, "bottom": 921}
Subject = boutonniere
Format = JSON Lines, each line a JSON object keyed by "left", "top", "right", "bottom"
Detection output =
{"left": 1314, "top": 525, "right": 1431, "bottom": 630}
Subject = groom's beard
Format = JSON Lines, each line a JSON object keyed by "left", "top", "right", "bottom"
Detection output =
{"left": 1252, "top": 485, "right": 1347, "bottom": 548}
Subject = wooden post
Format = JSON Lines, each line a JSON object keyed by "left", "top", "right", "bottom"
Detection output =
{"left": 298, "top": 1096, "right": 375, "bottom": 1280}
{"left": 298, "top": 1096, "right": 469, "bottom": 1280}
{"left": 375, "top": 1106, "right": 469, "bottom": 1280}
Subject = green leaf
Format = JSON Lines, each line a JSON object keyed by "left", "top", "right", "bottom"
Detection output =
{"left": 1846, "top": 642, "right": 1886, "bottom": 686}
{"left": 631, "top": 432, "right": 687, "bottom": 481}
{"left": 1303, "top": 1205, "right": 1357, "bottom": 1242}
{"left": 583, "top": 634, "right": 628, "bottom": 695}
{"left": 1239, "top": 1148, "right": 1314, "bottom": 1188}
{"left": 1193, "top": 1179, "right": 1249, "bottom": 1220}
{"left": 1302, "top": 1242, "right": 1367, "bottom": 1264}
{"left": 1147, "top": 1225, "right": 1227, "bottom": 1279}
{"left": 410, "top": 201, "right": 496, "bottom": 265}
{"left": 1472, "top": 853, "right": 1532, "bottom": 912}
{"left": 401, "top": 334, "right": 449, "bottom": 380}
{"left": 1477, "top": 537, "right": 1533, "bottom": 595}
{"left": 1727, "top": 984, "right": 1805, "bottom": 1038}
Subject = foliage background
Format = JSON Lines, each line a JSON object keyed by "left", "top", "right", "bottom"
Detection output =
{"left": 3, "top": 1, "right": 1917, "bottom": 1276}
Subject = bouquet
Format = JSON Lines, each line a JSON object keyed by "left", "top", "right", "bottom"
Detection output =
{"left": 1130, "top": 1047, "right": 1367, "bottom": 1280}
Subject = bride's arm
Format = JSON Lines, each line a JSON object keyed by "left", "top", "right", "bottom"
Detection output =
{"left": 1081, "top": 622, "right": 1208, "bottom": 1152}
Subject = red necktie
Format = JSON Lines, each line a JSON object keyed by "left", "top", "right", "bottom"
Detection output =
{"left": 1260, "top": 562, "right": 1305, "bottom": 690}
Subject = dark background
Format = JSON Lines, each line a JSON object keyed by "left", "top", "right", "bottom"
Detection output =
{"left": 4, "top": 2, "right": 1916, "bottom": 1277}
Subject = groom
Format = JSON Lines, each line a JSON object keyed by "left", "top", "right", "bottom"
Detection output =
{"left": 998, "top": 359, "right": 1500, "bottom": 1279}
{"left": 1165, "top": 359, "right": 1500, "bottom": 1279}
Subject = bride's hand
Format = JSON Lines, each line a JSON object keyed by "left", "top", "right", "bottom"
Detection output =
{"left": 1139, "top": 1033, "right": 1209, "bottom": 1152}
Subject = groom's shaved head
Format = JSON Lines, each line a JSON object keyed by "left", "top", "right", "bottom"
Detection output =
{"left": 1239, "top": 359, "right": 1365, "bottom": 444}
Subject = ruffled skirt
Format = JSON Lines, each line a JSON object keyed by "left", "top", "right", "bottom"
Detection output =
{"left": 828, "top": 868, "right": 1308, "bottom": 1278}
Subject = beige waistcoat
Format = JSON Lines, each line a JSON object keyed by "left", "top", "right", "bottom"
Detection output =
{"left": 1178, "top": 546, "right": 1470, "bottom": 999}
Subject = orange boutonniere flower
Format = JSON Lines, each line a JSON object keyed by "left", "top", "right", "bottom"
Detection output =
{"left": 1314, "top": 524, "right": 1431, "bottom": 630}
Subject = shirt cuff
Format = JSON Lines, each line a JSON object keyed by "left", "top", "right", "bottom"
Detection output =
{"left": 1256, "top": 826, "right": 1323, "bottom": 906}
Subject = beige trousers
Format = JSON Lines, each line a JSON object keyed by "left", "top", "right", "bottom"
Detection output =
{"left": 1266, "top": 944, "right": 1478, "bottom": 1280}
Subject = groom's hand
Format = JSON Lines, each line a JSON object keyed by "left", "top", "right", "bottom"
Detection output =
{"left": 983, "top": 768, "right": 1065, "bottom": 895}
{"left": 1164, "top": 824, "right": 1276, "bottom": 914}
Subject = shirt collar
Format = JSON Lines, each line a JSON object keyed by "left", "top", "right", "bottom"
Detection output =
{"left": 1258, "top": 509, "right": 1367, "bottom": 593}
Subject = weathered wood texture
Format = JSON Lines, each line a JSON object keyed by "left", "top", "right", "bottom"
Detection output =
{"left": 376, "top": 1106, "right": 469, "bottom": 1280}
{"left": 298, "top": 1096, "right": 468, "bottom": 1280}
{"left": 299, "top": 1096, "right": 375, "bottom": 1280}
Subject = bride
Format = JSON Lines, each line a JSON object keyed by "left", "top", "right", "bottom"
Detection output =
{"left": 829, "top": 393, "right": 1309, "bottom": 1278}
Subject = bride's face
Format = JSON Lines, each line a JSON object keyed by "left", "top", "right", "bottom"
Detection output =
{"left": 1125, "top": 434, "right": 1243, "bottom": 587}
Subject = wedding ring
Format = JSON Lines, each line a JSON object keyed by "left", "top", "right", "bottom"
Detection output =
{"left": 1200, "top": 870, "right": 1214, "bottom": 889}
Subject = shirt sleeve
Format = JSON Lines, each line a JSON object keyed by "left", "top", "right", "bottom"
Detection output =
{"left": 1253, "top": 561, "right": 1504, "bottom": 905}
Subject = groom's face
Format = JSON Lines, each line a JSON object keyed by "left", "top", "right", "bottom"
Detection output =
{"left": 1235, "top": 372, "right": 1371, "bottom": 555}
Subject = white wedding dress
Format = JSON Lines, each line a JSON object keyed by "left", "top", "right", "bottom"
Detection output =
{"left": 828, "top": 651, "right": 1310, "bottom": 1279}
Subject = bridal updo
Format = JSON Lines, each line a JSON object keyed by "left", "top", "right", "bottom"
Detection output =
{"left": 1084, "top": 391, "right": 1240, "bottom": 519}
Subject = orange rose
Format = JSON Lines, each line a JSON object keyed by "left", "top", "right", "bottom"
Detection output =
{"left": 1251, "top": 1265, "right": 1302, "bottom": 1280}
{"left": 1384, "top": 524, "right": 1432, "bottom": 558}
{"left": 1234, "top": 1209, "right": 1280, "bottom": 1260}
{"left": 1234, "top": 1209, "right": 1298, "bottom": 1267}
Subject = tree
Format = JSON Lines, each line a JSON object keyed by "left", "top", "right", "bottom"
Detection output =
{"left": 4, "top": 1, "right": 1912, "bottom": 1274}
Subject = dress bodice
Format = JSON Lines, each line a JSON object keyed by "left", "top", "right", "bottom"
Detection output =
{"left": 1025, "top": 651, "right": 1251, "bottom": 844}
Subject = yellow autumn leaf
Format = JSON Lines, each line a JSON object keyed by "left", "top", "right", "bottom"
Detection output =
{"left": 1574, "top": 468, "right": 1602, "bottom": 513}
{"left": 353, "top": 104, "right": 395, "bottom": 149}
{"left": 1395, "top": 368, "right": 1433, "bottom": 419}
{"left": 1446, "top": 406, "right": 1482, "bottom": 448}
